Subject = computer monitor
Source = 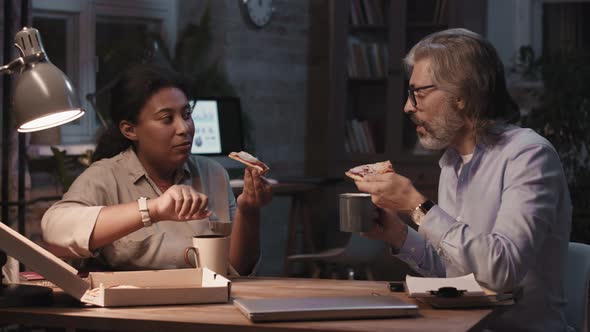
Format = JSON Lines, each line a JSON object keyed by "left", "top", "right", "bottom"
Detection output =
{"left": 190, "top": 97, "right": 244, "bottom": 155}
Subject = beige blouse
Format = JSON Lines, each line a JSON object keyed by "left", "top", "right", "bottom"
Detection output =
{"left": 41, "top": 148, "right": 237, "bottom": 270}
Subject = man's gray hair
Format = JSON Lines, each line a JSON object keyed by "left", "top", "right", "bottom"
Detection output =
{"left": 404, "top": 28, "right": 519, "bottom": 143}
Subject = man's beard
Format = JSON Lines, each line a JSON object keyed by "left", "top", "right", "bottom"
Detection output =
{"left": 412, "top": 99, "right": 465, "bottom": 150}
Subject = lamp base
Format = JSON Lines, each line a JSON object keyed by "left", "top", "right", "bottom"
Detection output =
{"left": 0, "top": 284, "right": 53, "bottom": 307}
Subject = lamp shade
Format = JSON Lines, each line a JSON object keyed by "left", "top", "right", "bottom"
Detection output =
{"left": 13, "top": 62, "right": 85, "bottom": 132}
{"left": 10, "top": 27, "right": 84, "bottom": 133}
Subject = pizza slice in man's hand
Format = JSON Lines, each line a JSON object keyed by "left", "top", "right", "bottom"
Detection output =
{"left": 345, "top": 160, "right": 394, "bottom": 181}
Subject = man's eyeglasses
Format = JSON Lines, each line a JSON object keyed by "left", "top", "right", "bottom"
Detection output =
{"left": 407, "top": 84, "right": 436, "bottom": 107}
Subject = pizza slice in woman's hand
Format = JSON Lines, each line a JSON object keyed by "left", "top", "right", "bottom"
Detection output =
{"left": 345, "top": 160, "right": 394, "bottom": 181}
{"left": 228, "top": 151, "right": 270, "bottom": 175}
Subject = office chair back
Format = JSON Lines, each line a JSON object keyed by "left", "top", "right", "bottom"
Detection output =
{"left": 287, "top": 232, "right": 386, "bottom": 266}
{"left": 565, "top": 242, "right": 590, "bottom": 332}
{"left": 328, "top": 232, "right": 386, "bottom": 266}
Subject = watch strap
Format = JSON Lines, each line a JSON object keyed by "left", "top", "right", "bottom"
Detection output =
{"left": 410, "top": 199, "right": 435, "bottom": 226}
{"left": 138, "top": 196, "right": 152, "bottom": 227}
{"left": 418, "top": 199, "right": 435, "bottom": 214}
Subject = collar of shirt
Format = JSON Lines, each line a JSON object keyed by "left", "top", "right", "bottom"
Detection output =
{"left": 120, "top": 147, "right": 192, "bottom": 185}
{"left": 439, "top": 142, "right": 487, "bottom": 174}
{"left": 438, "top": 123, "right": 516, "bottom": 170}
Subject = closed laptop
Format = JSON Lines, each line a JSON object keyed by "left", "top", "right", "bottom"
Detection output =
{"left": 233, "top": 295, "right": 418, "bottom": 322}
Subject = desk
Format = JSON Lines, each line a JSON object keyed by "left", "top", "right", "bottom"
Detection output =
{"left": 232, "top": 181, "right": 319, "bottom": 276}
{"left": 0, "top": 277, "right": 500, "bottom": 332}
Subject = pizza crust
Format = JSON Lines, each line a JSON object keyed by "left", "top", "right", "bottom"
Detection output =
{"left": 228, "top": 151, "right": 270, "bottom": 174}
{"left": 345, "top": 160, "right": 394, "bottom": 181}
{"left": 344, "top": 171, "right": 365, "bottom": 182}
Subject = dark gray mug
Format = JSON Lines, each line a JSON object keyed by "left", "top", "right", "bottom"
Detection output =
{"left": 339, "top": 193, "right": 375, "bottom": 232}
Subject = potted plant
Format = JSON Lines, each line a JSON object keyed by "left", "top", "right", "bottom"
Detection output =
{"left": 514, "top": 46, "right": 590, "bottom": 243}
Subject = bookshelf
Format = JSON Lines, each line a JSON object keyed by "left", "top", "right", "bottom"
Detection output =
{"left": 306, "top": 0, "right": 486, "bottom": 195}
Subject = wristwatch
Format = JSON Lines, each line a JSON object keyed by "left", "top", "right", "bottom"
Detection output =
{"left": 138, "top": 196, "right": 152, "bottom": 227}
{"left": 410, "top": 199, "right": 435, "bottom": 226}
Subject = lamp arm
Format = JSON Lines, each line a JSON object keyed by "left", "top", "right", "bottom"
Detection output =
{"left": 0, "top": 57, "right": 25, "bottom": 75}
{"left": 86, "top": 75, "right": 121, "bottom": 129}
{"left": 0, "top": 52, "right": 46, "bottom": 75}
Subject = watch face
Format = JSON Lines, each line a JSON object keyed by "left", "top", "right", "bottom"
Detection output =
{"left": 244, "top": 0, "right": 274, "bottom": 28}
{"left": 410, "top": 208, "right": 425, "bottom": 226}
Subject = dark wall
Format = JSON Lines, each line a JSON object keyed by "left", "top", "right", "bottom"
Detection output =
{"left": 178, "top": 0, "right": 310, "bottom": 177}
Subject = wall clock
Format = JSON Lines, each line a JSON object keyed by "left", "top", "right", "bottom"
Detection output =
{"left": 241, "top": 0, "right": 274, "bottom": 28}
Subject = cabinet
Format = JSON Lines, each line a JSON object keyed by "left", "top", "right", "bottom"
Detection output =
{"left": 305, "top": 0, "right": 486, "bottom": 196}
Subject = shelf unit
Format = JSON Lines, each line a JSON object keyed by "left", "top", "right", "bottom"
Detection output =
{"left": 306, "top": 0, "right": 486, "bottom": 196}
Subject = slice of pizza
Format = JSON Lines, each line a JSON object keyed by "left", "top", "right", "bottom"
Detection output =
{"left": 228, "top": 151, "right": 270, "bottom": 174}
{"left": 345, "top": 160, "right": 394, "bottom": 181}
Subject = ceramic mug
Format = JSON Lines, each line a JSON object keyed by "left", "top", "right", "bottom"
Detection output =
{"left": 339, "top": 193, "right": 375, "bottom": 232}
{"left": 184, "top": 235, "right": 230, "bottom": 275}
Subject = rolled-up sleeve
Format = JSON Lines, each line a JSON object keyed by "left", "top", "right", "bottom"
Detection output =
{"left": 41, "top": 164, "right": 114, "bottom": 257}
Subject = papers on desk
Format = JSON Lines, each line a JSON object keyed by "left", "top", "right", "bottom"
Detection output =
{"left": 406, "top": 273, "right": 487, "bottom": 297}
{"left": 405, "top": 273, "right": 512, "bottom": 308}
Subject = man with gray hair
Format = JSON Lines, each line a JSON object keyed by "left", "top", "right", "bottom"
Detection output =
{"left": 355, "top": 28, "right": 572, "bottom": 331}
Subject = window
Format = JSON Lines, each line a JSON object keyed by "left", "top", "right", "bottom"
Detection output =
{"left": 31, "top": 0, "right": 177, "bottom": 145}
{"left": 506, "top": 0, "right": 590, "bottom": 60}
{"left": 542, "top": 2, "right": 590, "bottom": 57}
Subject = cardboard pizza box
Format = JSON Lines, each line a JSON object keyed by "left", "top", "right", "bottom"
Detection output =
{"left": 0, "top": 221, "right": 230, "bottom": 307}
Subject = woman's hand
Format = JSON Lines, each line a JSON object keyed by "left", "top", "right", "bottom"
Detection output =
{"left": 237, "top": 168, "right": 272, "bottom": 212}
{"left": 150, "top": 184, "right": 211, "bottom": 222}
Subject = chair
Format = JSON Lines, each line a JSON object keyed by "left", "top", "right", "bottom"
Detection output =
{"left": 565, "top": 242, "right": 590, "bottom": 332}
{"left": 287, "top": 232, "right": 386, "bottom": 280}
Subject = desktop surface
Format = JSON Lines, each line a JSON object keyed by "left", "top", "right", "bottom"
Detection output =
{"left": 0, "top": 277, "right": 502, "bottom": 332}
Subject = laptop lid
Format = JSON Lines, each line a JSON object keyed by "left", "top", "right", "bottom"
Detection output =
{"left": 233, "top": 295, "right": 418, "bottom": 322}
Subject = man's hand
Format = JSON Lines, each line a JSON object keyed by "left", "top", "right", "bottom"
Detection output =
{"left": 150, "top": 185, "right": 211, "bottom": 222}
{"left": 237, "top": 168, "right": 272, "bottom": 212}
{"left": 355, "top": 172, "right": 425, "bottom": 212}
{"left": 362, "top": 208, "right": 408, "bottom": 250}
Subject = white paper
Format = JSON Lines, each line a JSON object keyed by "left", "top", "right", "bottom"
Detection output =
{"left": 405, "top": 273, "right": 486, "bottom": 297}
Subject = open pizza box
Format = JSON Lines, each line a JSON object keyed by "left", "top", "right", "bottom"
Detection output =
{"left": 0, "top": 221, "right": 230, "bottom": 307}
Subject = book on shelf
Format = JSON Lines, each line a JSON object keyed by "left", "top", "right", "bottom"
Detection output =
{"left": 350, "top": 0, "right": 362, "bottom": 26}
{"left": 345, "top": 119, "right": 376, "bottom": 153}
{"left": 344, "top": 138, "right": 352, "bottom": 153}
{"left": 433, "top": 0, "right": 441, "bottom": 24}
{"left": 348, "top": 37, "right": 366, "bottom": 78}
{"left": 348, "top": 38, "right": 388, "bottom": 79}
{"left": 349, "top": 0, "right": 385, "bottom": 27}
{"left": 436, "top": 0, "right": 448, "bottom": 24}
{"left": 360, "top": 121, "right": 376, "bottom": 153}
{"left": 345, "top": 120, "right": 360, "bottom": 153}
{"left": 370, "top": 43, "right": 388, "bottom": 78}
{"left": 365, "top": 45, "right": 377, "bottom": 78}
{"left": 351, "top": 119, "right": 369, "bottom": 153}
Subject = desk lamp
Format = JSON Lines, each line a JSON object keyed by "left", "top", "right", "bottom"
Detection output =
{"left": 0, "top": 27, "right": 85, "bottom": 306}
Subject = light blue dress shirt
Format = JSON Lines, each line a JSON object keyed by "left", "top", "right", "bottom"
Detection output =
{"left": 396, "top": 126, "right": 572, "bottom": 332}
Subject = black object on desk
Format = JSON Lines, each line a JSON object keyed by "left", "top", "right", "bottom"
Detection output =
{"left": 429, "top": 287, "right": 467, "bottom": 298}
{"left": 0, "top": 250, "right": 53, "bottom": 307}
{"left": 388, "top": 281, "right": 405, "bottom": 292}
